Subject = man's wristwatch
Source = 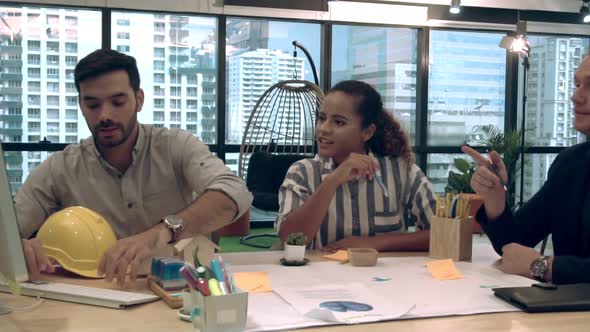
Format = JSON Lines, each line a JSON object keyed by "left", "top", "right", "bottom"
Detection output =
{"left": 529, "top": 256, "right": 549, "bottom": 282}
{"left": 161, "top": 215, "right": 184, "bottom": 243}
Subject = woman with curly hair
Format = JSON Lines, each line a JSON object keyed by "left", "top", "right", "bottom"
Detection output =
{"left": 277, "top": 80, "right": 435, "bottom": 251}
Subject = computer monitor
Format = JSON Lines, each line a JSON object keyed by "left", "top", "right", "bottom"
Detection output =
{"left": 0, "top": 140, "right": 29, "bottom": 314}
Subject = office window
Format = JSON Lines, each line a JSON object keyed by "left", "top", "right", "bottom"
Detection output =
{"left": 47, "top": 68, "right": 60, "bottom": 79}
{"left": 170, "top": 86, "right": 181, "bottom": 96}
{"left": 112, "top": 11, "right": 218, "bottom": 143}
{"left": 117, "top": 45, "right": 130, "bottom": 53}
{"left": 8, "top": 108, "right": 21, "bottom": 115}
{"left": 28, "top": 122, "right": 41, "bottom": 131}
{"left": 65, "top": 56, "right": 77, "bottom": 66}
{"left": 153, "top": 47, "right": 165, "bottom": 58}
{"left": 28, "top": 40, "right": 41, "bottom": 51}
{"left": 47, "top": 122, "right": 59, "bottom": 133}
{"left": 47, "top": 41, "right": 59, "bottom": 52}
{"left": 47, "top": 109, "right": 59, "bottom": 120}
{"left": 523, "top": 35, "right": 589, "bottom": 148}
{"left": 187, "top": 100, "right": 197, "bottom": 109}
{"left": 28, "top": 135, "right": 40, "bottom": 143}
{"left": 332, "top": 25, "right": 418, "bottom": 141}
{"left": 153, "top": 86, "right": 164, "bottom": 96}
{"left": 427, "top": 30, "right": 507, "bottom": 146}
{"left": 117, "top": 32, "right": 130, "bottom": 39}
{"left": 65, "top": 123, "right": 77, "bottom": 133}
{"left": 28, "top": 108, "right": 41, "bottom": 119}
{"left": 65, "top": 29, "right": 77, "bottom": 40}
{"left": 154, "top": 73, "right": 164, "bottom": 83}
{"left": 0, "top": 2, "right": 100, "bottom": 204}
{"left": 153, "top": 60, "right": 165, "bottom": 71}
{"left": 47, "top": 55, "right": 59, "bottom": 65}
{"left": 28, "top": 81, "right": 41, "bottom": 92}
{"left": 47, "top": 95, "right": 59, "bottom": 106}
{"left": 28, "top": 54, "right": 41, "bottom": 64}
{"left": 187, "top": 87, "right": 197, "bottom": 97}
{"left": 66, "top": 96, "right": 77, "bottom": 107}
{"left": 47, "top": 82, "right": 59, "bottom": 93}
{"left": 66, "top": 83, "right": 76, "bottom": 93}
{"left": 153, "top": 111, "right": 165, "bottom": 122}
{"left": 65, "top": 42, "right": 77, "bottom": 53}
{"left": 28, "top": 67, "right": 40, "bottom": 78}
{"left": 225, "top": 18, "right": 321, "bottom": 146}
{"left": 516, "top": 154, "right": 558, "bottom": 202}
{"left": 65, "top": 109, "right": 77, "bottom": 120}
{"left": 154, "top": 22, "right": 165, "bottom": 32}
{"left": 65, "top": 16, "right": 78, "bottom": 26}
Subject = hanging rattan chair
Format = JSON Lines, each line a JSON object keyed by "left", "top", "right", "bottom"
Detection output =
{"left": 236, "top": 41, "right": 324, "bottom": 249}
{"left": 238, "top": 80, "right": 324, "bottom": 178}
{"left": 237, "top": 79, "right": 324, "bottom": 249}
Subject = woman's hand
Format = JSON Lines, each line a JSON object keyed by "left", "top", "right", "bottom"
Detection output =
{"left": 327, "top": 153, "right": 380, "bottom": 186}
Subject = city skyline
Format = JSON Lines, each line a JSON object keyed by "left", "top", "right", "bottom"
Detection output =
{"left": 1, "top": 5, "right": 587, "bottom": 202}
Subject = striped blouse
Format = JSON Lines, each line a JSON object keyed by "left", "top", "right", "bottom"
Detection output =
{"left": 277, "top": 152, "right": 436, "bottom": 249}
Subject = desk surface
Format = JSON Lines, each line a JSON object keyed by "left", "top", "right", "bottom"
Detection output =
{"left": 1, "top": 239, "right": 588, "bottom": 332}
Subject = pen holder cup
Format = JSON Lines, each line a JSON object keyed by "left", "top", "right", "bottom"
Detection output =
{"left": 347, "top": 248, "right": 378, "bottom": 267}
{"left": 189, "top": 288, "right": 248, "bottom": 332}
{"left": 429, "top": 216, "right": 473, "bottom": 262}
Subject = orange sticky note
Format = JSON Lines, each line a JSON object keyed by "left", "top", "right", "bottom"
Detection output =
{"left": 233, "top": 272, "right": 273, "bottom": 293}
{"left": 427, "top": 259, "right": 464, "bottom": 280}
{"left": 322, "top": 250, "right": 349, "bottom": 262}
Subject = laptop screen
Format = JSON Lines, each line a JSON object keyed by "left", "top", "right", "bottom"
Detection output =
{"left": 0, "top": 140, "right": 29, "bottom": 282}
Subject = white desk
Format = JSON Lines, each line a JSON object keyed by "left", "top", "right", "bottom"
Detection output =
{"left": 1, "top": 236, "right": 586, "bottom": 332}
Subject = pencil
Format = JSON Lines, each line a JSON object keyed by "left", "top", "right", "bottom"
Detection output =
{"left": 490, "top": 161, "right": 508, "bottom": 191}
{"left": 374, "top": 174, "right": 389, "bottom": 197}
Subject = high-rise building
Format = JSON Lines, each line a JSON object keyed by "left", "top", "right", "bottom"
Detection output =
{"left": 521, "top": 37, "right": 587, "bottom": 199}
{"left": 226, "top": 49, "right": 305, "bottom": 145}
{"left": 0, "top": 8, "right": 99, "bottom": 193}
{"left": 339, "top": 27, "right": 417, "bottom": 139}
{"left": 111, "top": 13, "right": 218, "bottom": 144}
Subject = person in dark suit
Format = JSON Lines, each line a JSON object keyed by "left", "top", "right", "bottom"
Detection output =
{"left": 462, "top": 55, "right": 590, "bottom": 284}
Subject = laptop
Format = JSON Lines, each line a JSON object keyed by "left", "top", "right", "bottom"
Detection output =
{"left": 493, "top": 283, "right": 590, "bottom": 313}
{"left": 0, "top": 140, "right": 159, "bottom": 309}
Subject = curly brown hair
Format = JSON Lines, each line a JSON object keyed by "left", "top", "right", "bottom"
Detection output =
{"left": 328, "top": 80, "right": 413, "bottom": 162}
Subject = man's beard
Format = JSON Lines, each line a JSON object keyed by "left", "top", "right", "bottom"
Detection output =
{"left": 93, "top": 113, "right": 137, "bottom": 148}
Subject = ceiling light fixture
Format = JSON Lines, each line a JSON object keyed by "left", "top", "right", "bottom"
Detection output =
{"left": 499, "top": 21, "right": 530, "bottom": 58}
{"left": 449, "top": 0, "right": 461, "bottom": 14}
{"left": 580, "top": 0, "right": 590, "bottom": 23}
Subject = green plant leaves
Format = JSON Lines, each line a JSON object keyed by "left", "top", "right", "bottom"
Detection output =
{"left": 454, "top": 158, "right": 471, "bottom": 173}
{"left": 286, "top": 232, "right": 307, "bottom": 246}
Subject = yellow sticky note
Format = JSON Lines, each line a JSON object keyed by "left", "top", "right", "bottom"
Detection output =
{"left": 427, "top": 259, "right": 464, "bottom": 280}
{"left": 233, "top": 272, "right": 273, "bottom": 293}
{"left": 322, "top": 250, "right": 349, "bottom": 262}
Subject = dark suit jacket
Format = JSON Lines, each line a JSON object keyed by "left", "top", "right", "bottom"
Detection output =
{"left": 476, "top": 141, "right": 590, "bottom": 284}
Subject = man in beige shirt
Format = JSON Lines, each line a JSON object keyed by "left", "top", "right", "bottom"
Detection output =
{"left": 16, "top": 49, "right": 252, "bottom": 285}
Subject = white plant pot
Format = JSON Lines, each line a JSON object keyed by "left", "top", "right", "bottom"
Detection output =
{"left": 284, "top": 244, "right": 306, "bottom": 262}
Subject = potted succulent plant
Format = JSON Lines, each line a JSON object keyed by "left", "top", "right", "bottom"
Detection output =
{"left": 284, "top": 232, "right": 307, "bottom": 262}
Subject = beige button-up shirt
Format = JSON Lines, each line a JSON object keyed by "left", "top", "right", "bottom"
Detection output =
{"left": 15, "top": 124, "right": 252, "bottom": 239}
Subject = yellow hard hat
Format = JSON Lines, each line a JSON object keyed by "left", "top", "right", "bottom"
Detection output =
{"left": 37, "top": 206, "right": 117, "bottom": 278}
